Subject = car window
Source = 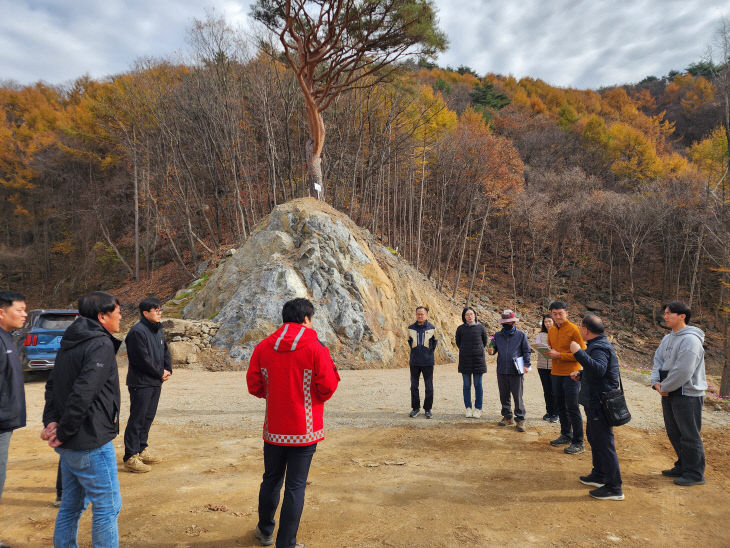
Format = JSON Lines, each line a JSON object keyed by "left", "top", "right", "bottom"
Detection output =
{"left": 38, "top": 314, "right": 79, "bottom": 330}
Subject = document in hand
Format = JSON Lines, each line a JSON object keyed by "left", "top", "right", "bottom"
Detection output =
{"left": 530, "top": 343, "right": 551, "bottom": 359}
{"left": 513, "top": 356, "right": 525, "bottom": 374}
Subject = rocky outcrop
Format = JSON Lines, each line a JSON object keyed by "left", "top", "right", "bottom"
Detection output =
{"left": 161, "top": 318, "right": 220, "bottom": 366}
{"left": 183, "top": 198, "right": 460, "bottom": 368}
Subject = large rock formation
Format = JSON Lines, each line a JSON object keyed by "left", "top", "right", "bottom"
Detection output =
{"left": 183, "top": 198, "right": 460, "bottom": 368}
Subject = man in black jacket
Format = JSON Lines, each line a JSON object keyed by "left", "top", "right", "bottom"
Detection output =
{"left": 569, "top": 314, "right": 624, "bottom": 501}
{"left": 42, "top": 291, "right": 123, "bottom": 547}
{"left": 0, "top": 290, "right": 27, "bottom": 507}
{"left": 123, "top": 297, "right": 172, "bottom": 473}
{"left": 407, "top": 306, "right": 438, "bottom": 419}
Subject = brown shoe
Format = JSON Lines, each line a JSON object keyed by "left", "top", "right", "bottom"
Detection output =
{"left": 139, "top": 447, "right": 162, "bottom": 464}
{"left": 125, "top": 454, "right": 151, "bottom": 473}
{"left": 498, "top": 418, "right": 514, "bottom": 427}
{"left": 515, "top": 421, "right": 526, "bottom": 432}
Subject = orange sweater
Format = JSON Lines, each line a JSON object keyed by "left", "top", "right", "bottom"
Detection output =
{"left": 547, "top": 320, "right": 586, "bottom": 376}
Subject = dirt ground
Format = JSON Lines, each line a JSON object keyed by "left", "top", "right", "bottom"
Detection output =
{"left": 2, "top": 365, "right": 730, "bottom": 547}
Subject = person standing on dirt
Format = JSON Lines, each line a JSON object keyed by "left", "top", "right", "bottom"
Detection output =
{"left": 546, "top": 301, "right": 586, "bottom": 454}
{"left": 488, "top": 310, "right": 531, "bottom": 432}
{"left": 650, "top": 301, "right": 707, "bottom": 487}
{"left": 122, "top": 297, "right": 172, "bottom": 474}
{"left": 0, "top": 291, "right": 28, "bottom": 507}
{"left": 407, "top": 306, "right": 438, "bottom": 419}
{"left": 568, "top": 314, "right": 624, "bottom": 500}
{"left": 535, "top": 315, "right": 558, "bottom": 422}
{"left": 455, "top": 307, "right": 488, "bottom": 418}
{"left": 41, "top": 291, "right": 123, "bottom": 548}
{"left": 247, "top": 298, "right": 340, "bottom": 548}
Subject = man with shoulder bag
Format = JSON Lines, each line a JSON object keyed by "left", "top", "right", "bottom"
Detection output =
{"left": 569, "top": 314, "right": 624, "bottom": 501}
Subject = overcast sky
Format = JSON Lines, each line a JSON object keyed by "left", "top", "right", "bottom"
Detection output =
{"left": 0, "top": 0, "right": 726, "bottom": 90}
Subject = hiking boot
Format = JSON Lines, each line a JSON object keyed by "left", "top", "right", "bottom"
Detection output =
{"left": 674, "top": 476, "right": 706, "bottom": 486}
{"left": 409, "top": 409, "right": 420, "bottom": 418}
{"left": 579, "top": 473, "right": 605, "bottom": 487}
{"left": 254, "top": 526, "right": 274, "bottom": 546}
{"left": 465, "top": 407, "right": 473, "bottom": 418}
{"left": 542, "top": 413, "right": 550, "bottom": 421}
{"left": 139, "top": 447, "right": 162, "bottom": 464}
{"left": 549, "top": 434, "right": 571, "bottom": 446}
{"left": 472, "top": 409, "right": 482, "bottom": 419}
{"left": 548, "top": 414, "right": 560, "bottom": 423}
{"left": 124, "top": 454, "right": 151, "bottom": 473}
{"left": 564, "top": 443, "right": 585, "bottom": 454}
{"left": 589, "top": 485, "right": 624, "bottom": 500}
{"left": 424, "top": 410, "right": 433, "bottom": 419}
{"left": 515, "top": 421, "right": 526, "bottom": 432}
{"left": 498, "top": 418, "right": 514, "bottom": 427}
{"left": 661, "top": 467, "right": 682, "bottom": 477}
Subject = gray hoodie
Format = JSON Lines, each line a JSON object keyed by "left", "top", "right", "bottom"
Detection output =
{"left": 650, "top": 325, "right": 706, "bottom": 396}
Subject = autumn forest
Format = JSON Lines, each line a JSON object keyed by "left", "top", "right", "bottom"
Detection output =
{"left": 1, "top": 13, "right": 729, "bottom": 389}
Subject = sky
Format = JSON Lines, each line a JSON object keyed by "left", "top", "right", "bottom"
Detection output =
{"left": 0, "top": 0, "right": 726, "bottom": 90}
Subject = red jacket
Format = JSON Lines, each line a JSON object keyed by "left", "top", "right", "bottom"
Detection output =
{"left": 247, "top": 323, "right": 340, "bottom": 446}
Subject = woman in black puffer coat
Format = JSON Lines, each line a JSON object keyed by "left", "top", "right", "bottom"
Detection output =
{"left": 455, "top": 307, "right": 488, "bottom": 418}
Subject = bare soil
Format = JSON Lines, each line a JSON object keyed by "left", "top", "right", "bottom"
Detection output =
{"left": 2, "top": 365, "right": 729, "bottom": 547}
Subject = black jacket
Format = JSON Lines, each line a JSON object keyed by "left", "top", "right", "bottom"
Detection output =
{"left": 492, "top": 327, "right": 531, "bottom": 375}
{"left": 43, "top": 317, "right": 121, "bottom": 450}
{"left": 408, "top": 321, "right": 437, "bottom": 367}
{"left": 125, "top": 317, "right": 172, "bottom": 387}
{"left": 573, "top": 334, "right": 620, "bottom": 408}
{"left": 0, "top": 327, "right": 26, "bottom": 432}
{"left": 455, "top": 323, "right": 487, "bottom": 374}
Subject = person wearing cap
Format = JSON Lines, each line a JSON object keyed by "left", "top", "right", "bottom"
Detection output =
{"left": 546, "top": 301, "right": 586, "bottom": 455}
{"left": 488, "top": 310, "right": 531, "bottom": 432}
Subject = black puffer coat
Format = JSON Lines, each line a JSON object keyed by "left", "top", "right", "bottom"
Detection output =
{"left": 455, "top": 322, "right": 488, "bottom": 374}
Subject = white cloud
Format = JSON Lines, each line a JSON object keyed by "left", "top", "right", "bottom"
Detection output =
{"left": 0, "top": 0, "right": 725, "bottom": 89}
{"left": 435, "top": 0, "right": 725, "bottom": 88}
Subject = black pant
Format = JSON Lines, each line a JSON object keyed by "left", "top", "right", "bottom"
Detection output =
{"left": 410, "top": 365, "right": 434, "bottom": 411}
{"left": 585, "top": 405, "right": 622, "bottom": 489}
{"left": 551, "top": 375, "right": 583, "bottom": 443}
{"left": 258, "top": 442, "right": 317, "bottom": 548}
{"left": 497, "top": 373, "right": 525, "bottom": 421}
{"left": 537, "top": 368, "right": 556, "bottom": 415}
{"left": 662, "top": 393, "right": 705, "bottom": 481}
{"left": 123, "top": 385, "right": 162, "bottom": 461}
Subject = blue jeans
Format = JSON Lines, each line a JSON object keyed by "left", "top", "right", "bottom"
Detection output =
{"left": 258, "top": 442, "right": 317, "bottom": 548}
{"left": 0, "top": 430, "right": 12, "bottom": 502}
{"left": 54, "top": 440, "right": 122, "bottom": 548}
{"left": 462, "top": 373, "right": 483, "bottom": 409}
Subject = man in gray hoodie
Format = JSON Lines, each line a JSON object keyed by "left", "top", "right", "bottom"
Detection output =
{"left": 650, "top": 301, "right": 707, "bottom": 486}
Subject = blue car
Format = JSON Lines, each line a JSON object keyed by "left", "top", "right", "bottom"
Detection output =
{"left": 15, "top": 309, "right": 79, "bottom": 381}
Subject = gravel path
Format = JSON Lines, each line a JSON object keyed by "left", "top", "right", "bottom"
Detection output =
{"left": 23, "top": 363, "right": 730, "bottom": 432}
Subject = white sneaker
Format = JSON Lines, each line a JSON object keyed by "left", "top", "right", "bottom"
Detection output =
{"left": 465, "top": 407, "right": 473, "bottom": 418}
{"left": 473, "top": 409, "right": 482, "bottom": 418}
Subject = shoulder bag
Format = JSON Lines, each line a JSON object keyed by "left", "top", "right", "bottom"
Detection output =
{"left": 600, "top": 370, "right": 631, "bottom": 426}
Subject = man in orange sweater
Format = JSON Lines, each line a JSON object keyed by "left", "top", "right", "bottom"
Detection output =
{"left": 546, "top": 301, "right": 586, "bottom": 454}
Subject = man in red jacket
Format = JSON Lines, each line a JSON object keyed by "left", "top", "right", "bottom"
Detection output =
{"left": 247, "top": 298, "right": 340, "bottom": 548}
